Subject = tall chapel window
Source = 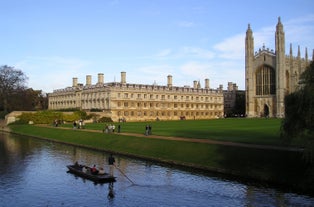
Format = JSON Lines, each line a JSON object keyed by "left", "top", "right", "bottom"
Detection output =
{"left": 255, "top": 65, "right": 276, "bottom": 95}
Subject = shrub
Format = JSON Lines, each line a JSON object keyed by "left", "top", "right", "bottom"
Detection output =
{"left": 97, "top": 116, "right": 113, "bottom": 123}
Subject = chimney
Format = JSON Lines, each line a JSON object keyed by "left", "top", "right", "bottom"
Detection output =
{"left": 72, "top": 77, "right": 78, "bottom": 87}
{"left": 228, "top": 82, "right": 233, "bottom": 91}
{"left": 121, "top": 71, "right": 126, "bottom": 84}
{"left": 167, "top": 75, "right": 172, "bottom": 88}
{"left": 98, "top": 73, "right": 104, "bottom": 84}
{"left": 86, "top": 75, "right": 92, "bottom": 86}
{"left": 193, "top": 80, "right": 198, "bottom": 89}
{"left": 205, "top": 78, "right": 209, "bottom": 89}
{"left": 219, "top": 84, "right": 223, "bottom": 91}
{"left": 233, "top": 83, "right": 238, "bottom": 91}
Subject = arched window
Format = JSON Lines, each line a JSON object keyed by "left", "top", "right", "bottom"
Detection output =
{"left": 256, "top": 65, "right": 276, "bottom": 95}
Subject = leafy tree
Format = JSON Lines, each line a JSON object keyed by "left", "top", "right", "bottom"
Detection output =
{"left": 8, "top": 88, "right": 48, "bottom": 111}
{"left": 281, "top": 61, "right": 314, "bottom": 162}
{"left": 0, "top": 65, "right": 28, "bottom": 113}
{"left": 232, "top": 91, "right": 246, "bottom": 116}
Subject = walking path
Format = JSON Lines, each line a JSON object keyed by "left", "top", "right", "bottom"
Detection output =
{"left": 38, "top": 125, "right": 302, "bottom": 152}
{"left": 119, "top": 132, "right": 303, "bottom": 152}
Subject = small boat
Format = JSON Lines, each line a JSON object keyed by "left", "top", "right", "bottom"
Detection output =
{"left": 67, "top": 164, "right": 116, "bottom": 183}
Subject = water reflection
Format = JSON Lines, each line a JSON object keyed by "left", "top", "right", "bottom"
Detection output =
{"left": 108, "top": 182, "right": 115, "bottom": 199}
{"left": 1, "top": 132, "right": 314, "bottom": 207}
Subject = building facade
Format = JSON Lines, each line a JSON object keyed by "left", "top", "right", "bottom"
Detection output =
{"left": 48, "top": 72, "right": 224, "bottom": 122}
{"left": 223, "top": 82, "right": 245, "bottom": 117}
{"left": 245, "top": 17, "right": 313, "bottom": 118}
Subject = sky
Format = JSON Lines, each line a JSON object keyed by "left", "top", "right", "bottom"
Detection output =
{"left": 1, "top": 0, "right": 313, "bottom": 93}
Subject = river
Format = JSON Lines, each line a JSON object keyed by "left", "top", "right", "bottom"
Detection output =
{"left": 0, "top": 132, "right": 313, "bottom": 207}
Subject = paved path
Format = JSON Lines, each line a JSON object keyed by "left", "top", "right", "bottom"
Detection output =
{"left": 119, "top": 132, "right": 302, "bottom": 152}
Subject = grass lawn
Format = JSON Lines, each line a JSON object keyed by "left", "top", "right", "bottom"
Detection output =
{"left": 71, "top": 118, "right": 284, "bottom": 146}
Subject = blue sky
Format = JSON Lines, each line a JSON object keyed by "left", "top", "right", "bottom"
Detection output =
{"left": 1, "top": 0, "right": 313, "bottom": 93}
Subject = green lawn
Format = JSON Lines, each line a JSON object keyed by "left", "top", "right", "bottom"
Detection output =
{"left": 72, "top": 118, "right": 284, "bottom": 146}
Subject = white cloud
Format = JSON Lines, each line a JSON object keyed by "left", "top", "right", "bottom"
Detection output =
{"left": 15, "top": 56, "right": 91, "bottom": 93}
{"left": 180, "top": 61, "right": 211, "bottom": 79}
{"left": 177, "top": 21, "right": 196, "bottom": 28}
{"left": 213, "top": 34, "right": 245, "bottom": 60}
{"left": 126, "top": 64, "right": 175, "bottom": 85}
{"left": 154, "top": 47, "right": 215, "bottom": 60}
{"left": 181, "top": 47, "right": 215, "bottom": 59}
{"left": 156, "top": 49, "right": 172, "bottom": 57}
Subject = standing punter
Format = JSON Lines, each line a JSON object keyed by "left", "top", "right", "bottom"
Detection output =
{"left": 108, "top": 154, "right": 115, "bottom": 176}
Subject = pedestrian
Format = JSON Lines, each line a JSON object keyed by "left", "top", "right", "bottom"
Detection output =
{"left": 108, "top": 154, "right": 115, "bottom": 176}
{"left": 148, "top": 125, "right": 152, "bottom": 135}
{"left": 118, "top": 124, "right": 121, "bottom": 133}
{"left": 145, "top": 125, "right": 149, "bottom": 136}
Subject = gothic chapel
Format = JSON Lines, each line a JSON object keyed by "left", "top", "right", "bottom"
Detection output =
{"left": 245, "top": 17, "right": 313, "bottom": 118}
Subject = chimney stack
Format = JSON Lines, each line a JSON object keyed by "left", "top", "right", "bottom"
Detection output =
{"left": 98, "top": 73, "right": 104, "bottom": 84}
{"left": 205, "top": 78, "right": 209, "bottom": 89}
{"left": 167, "top": 75, "right": 172, "bottom": 88}
{"left": 86, "top": 75, "right": 92, "bottom": 86}
{"left": 121, "top": 71, "right": 126, "bottom": 84}
{"left": 72, "top": 77, "right": 78, "bottom": 87}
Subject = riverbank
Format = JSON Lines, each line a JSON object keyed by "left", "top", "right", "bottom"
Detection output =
{"left": 6, "top": 124, "right": 314, "bottom": 195}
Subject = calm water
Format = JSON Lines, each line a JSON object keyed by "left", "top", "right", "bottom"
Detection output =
{"left": 0, "top": 132, "right": 313, "bottom": 207}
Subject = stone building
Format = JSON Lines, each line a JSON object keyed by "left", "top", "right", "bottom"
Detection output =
{"left": 48, "top": 72, "right": 224, "bottom": 122}
{"left": 223, "top": 82, "right": 245, "bottom": 117}
{"left": 245, "top": 17, "right": 313, "bottom": 118}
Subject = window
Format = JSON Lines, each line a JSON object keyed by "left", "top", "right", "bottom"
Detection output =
{"left": 256, "top": 65, "right": 276, "bottom": 95}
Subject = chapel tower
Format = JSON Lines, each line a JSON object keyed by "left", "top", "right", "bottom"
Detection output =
{"left": 245, "top": 17, "right": 312, "bottom": 118}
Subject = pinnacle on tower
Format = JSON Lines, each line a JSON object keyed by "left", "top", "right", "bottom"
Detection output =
{"left": 290, "top": 43, "right": 293, "bottom": 56}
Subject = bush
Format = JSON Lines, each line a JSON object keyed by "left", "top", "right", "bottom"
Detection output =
{"left": 16, "top": 110, "right": 87, "bottom": 124}
{"left": 97, "top": 116, "right": 113, "bottom": 123}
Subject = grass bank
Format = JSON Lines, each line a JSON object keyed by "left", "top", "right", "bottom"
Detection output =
{"left": 9, "top": 119, "right": 314, "bottom": 195}
{"left": 68, "top": 118, "right": 285, "bottom": 145}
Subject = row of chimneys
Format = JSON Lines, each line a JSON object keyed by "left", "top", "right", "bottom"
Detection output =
{"left": 72, "top": 71, "right": 210, "bottom": 89}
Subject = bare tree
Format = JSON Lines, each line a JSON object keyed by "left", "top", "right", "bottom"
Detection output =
{"left": 0, "top": 65, "right": 28, "bottom": 113}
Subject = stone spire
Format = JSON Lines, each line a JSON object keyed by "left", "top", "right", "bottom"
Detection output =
{"left": 276, "top": 17, "right": 283, "bottom": 32}
{"left": 305, "top": 47, "right": 308, "bottom": 63}
{"left": 245, "top": 23, "right": 254, "bottom": 56}
{"left": 289, "top": 43, "right": 293, "bottom": 56}
{"left": 275, "top": 16, "right": 286, "bottom": 118}
{"left": 298, "top": 45, "right": 301, "bottom": 58}
{"left": 245, "top": 23, "right": 255, "bottom": 117}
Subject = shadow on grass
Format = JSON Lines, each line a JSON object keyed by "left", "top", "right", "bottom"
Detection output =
{"left": 215, "top": 145, "right": 314, "bottom": 195}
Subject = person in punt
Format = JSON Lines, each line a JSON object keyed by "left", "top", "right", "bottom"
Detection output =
{"left": 91, "top": 165, "right": 99, "bottom": 175}
{"left": 98, "top": 167, "right": 105, "bottom": 175}
{"left": 82, "top": 166, "right": 87, "bottom": 173}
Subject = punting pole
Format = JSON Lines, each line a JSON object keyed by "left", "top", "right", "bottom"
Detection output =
{"left": 114, "top": 165, "right": 135, "bottom": 185}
